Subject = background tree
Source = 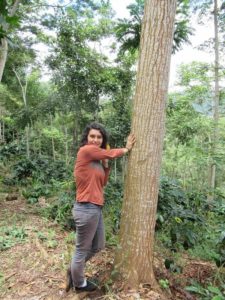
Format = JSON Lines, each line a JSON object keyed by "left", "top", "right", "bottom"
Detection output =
{"left": 191, "top": 0, "right": 224, "bottom": 200}
{"left": 163, "top": 62, "right": 213, "bottom": 190}
{"left": 0, "top": 0, "right": 45, "bottom": 81}
{"left": 115, "top": 0, "right": 177, "bottom": 288}
{"left": 47, "top": 2, "right": 115, "bottom": 152}
{"left": 115, "top": 0, "right": 192, "bottom": 56}
{"left": 209, "top": 0, "right": 220, "bottom": 201}
{"left": 0, "top": 0, "right": 21, "bottom": 81}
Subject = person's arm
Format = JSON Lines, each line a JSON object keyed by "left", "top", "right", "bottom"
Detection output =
{"left": 84, "top": 133, "right": 136, "bottom": 161}
{"left": 84, "top": 146, "right": 124, "bottom": 161}
{"left": 103, "top": 133, "right": 136, "bottom": 185}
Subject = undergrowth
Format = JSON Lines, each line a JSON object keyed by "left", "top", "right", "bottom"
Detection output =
{"left": 0, "top": 226, "right": 28, "bottom": 251}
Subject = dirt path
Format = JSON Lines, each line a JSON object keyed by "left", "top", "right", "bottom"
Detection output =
{"left": 0, "top": 195, "right": 108, "bottom": 300}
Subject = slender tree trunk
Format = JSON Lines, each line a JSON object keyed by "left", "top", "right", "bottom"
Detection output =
{"left": 208, "top": 0, "right": 219, "bottom": 202}
{"left": 94, "top": 96, "right": 99, "bottom": 121}
{"left": 52, "top": 136, "right": 55, "bottom": 161}
{"left": 13, "top": 68, "right": 32, "bottom": 159}
{"left": 0, "top": 0, "right": 21, "bottom": 82}
{"left": 71, "top": 112, "right": 81, "bottom": 155}
{"left": 3, "top": 121, "right": 5, "bottom": 143}
{"left": 13, "top": 68, "right": 28, "bottom": 107}
{"left": 38, "top": 129, "right": 42, "bottom": 155}
{"left": 65, "top": 126, "right": 68, "bottom": 165}
{"left": 121, "top": 155, "right": 126, "bottom": 182}
{"left": 115, "top": 0, "right": 177, "bottom": 288}
{"left": 50, "top": 115, "right": 56, "bottom": 161}
{"left": 114, "top": 159, "right": 117, "bottom": 182}
{"left": 0, "top": 38, "right": 8, "bottom": 82}
{"left": 26, "top": 124, "right": 30, "bottom": 159}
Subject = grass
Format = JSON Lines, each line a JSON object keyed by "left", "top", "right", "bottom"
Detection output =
{"left": 185, "top": 281, "right": 225, "bottom": 300}
{"left": 0, "top": 226, "right": 28, "bottom": 251}
{"left": 64, "top": 231, "right": 75, "bottom": 244}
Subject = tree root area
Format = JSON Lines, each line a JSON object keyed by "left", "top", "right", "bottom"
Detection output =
{"left": 0, "top": 196, "right": 218, "bottom": 299}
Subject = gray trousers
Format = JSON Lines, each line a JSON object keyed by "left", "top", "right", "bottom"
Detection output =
{"left": 71, "top": 202, "right": 105, "bottom": 287}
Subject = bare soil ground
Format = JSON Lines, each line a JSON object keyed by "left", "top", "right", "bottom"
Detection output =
{"left": 0, "top": 194, "right": 218, "bottom": 300}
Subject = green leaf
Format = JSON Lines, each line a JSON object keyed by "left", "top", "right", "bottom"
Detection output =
{"left": 185, "top": 286, "right": 205, "bottom": 295}
{"left": 211, "top": 296, "right": 224, "bottom": 300}
{"left": 207, "top": 286, "right": 222, "bottom": 295}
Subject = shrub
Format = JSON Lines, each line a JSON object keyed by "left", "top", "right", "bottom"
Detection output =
{"left": 157, "top": 177, "right": 205, "bottom": 250}
{"left": 41, "top": 191, "right": 75, "bottom": 230}
{"left": 0, "top": 141, "right": 26, "bottom": 160}
{"left": 185, "top": 282, "right": 225, "bottom": 300}
{"left": 103, "top": 178, "right": 123, "bottom": 246}
{"left": 22, "top": 183, "right": 52, "bottom": 204}
{"left": 3, "top": 155, "right": 71, "bottom": 186}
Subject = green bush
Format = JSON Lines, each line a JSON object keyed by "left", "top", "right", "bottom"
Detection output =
{"left": 157, "top": 177, "right": 205, "bottom": 250}
{"left": 3, "top": 155, "right": 71, "bottom": 186}
{"left": 13, "top": 158, "right": 36, "bottom": 180}
{"left": 214, "top": 228, "right": 225, "bottom": 267}
{"left": 104, "top": 179, "right": 123, "bottom": 234}
{"left": 32, "top": 157, "right": 71, "bottom": 183}
{"left": 0, "top": 141, "right": 25, "bottom": 160}
{"left": 185, "top": 282, "right": 225, "bottom": 300}
{"left": 22, "top": 183, "right": 52, "bottom": 204}
{"left": 41, "top": 191, "right": 75, "bottom": 229}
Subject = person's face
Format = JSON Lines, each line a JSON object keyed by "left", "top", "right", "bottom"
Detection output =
{"left": 87, "top": 129, "right": 103, "bottom": 148}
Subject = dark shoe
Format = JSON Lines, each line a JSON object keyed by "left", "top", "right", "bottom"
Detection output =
{"left": 65, "top": 267, "right": 74, "bottom": 292}
{"left": 75, "top": 280, "right": 97, "bottom": 292}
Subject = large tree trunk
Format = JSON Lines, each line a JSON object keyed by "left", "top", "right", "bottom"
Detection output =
{"left": 115, "top": 0, "right": 177, "bottom": 288}
{"left": 208, "top": 0, "right": 219, "bottom": 202}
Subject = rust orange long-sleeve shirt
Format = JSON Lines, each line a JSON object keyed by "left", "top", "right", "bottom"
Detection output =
{"left": 74, "top": 144, "right": 124, "bottom": 206}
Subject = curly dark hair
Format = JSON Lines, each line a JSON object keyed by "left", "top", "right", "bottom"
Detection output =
{"left": 80, "top": 122, "right": 108, "bottom": 149}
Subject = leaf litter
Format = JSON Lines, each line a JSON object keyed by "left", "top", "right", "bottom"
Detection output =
{"left": 0, "top": 195, "right": 218, "bottom": 300}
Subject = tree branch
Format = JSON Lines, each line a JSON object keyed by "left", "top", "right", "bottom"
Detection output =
{"left": 9, "top": 0, "right": 21, "bottom": 17}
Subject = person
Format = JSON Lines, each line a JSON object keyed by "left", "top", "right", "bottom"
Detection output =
{"left": 66, "top": 122, "right": 136, "bottom": 293}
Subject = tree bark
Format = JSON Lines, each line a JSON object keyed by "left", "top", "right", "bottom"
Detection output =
{"left": 3, "top": 120, "right": 5, "bottom": 143}
{"left": 50, "top": 115, "right": 56, "bottom": 161}
{"left": 26, "top": 124, "right": 30, "bottom": 159}
{"left": 13, "top": 68, "right": 32, "bottom": 159}
{"left": 65, "top": 126, "right": 68, "bottom": 165}
{"left": 13, "top": 68, "right": 28, "bottom": 107}
{"left": 115, "top": 0, "right": 177, "bottom": 288}
{"left": 0, "top": 38, "right": 8, "bottom": 82}
{"left": 0, "top": 0, "right": 21, "bottom": 82}
{"left": 114, "top": 159, "right": 117, "bottom": 182}
{"left": 208, "top": 0, "right": 219, "bottom": 202}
